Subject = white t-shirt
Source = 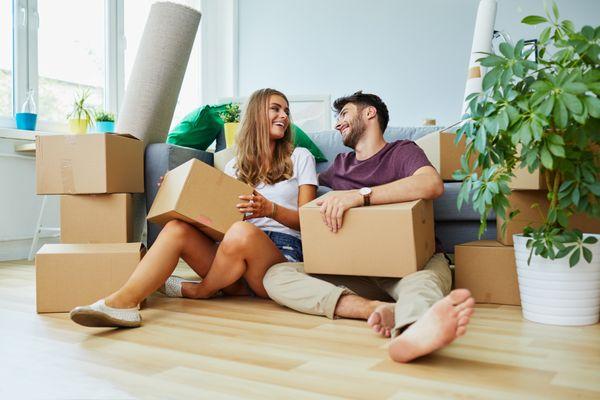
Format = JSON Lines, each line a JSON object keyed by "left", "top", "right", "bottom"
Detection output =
{"left": 224, "top": 147, "right": 318, "bottom": 238}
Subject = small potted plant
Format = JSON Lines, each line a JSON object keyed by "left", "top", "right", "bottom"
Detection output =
{"left": 219, "top": 103, "right": 241, "bottom": 148}
{"left": 67, "top": 89, "right": 95, "bottom": 134}
{"left": 454, "top": 2, "right": 600, "bottom": 326}
{"left": 95, "top": 111, "right": 116, "bottom": 133}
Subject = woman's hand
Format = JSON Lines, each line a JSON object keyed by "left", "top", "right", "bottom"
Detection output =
{"left": 237, "top": 190, "right": 274, "bottom": 219}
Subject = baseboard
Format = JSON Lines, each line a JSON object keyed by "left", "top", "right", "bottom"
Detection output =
{"left": 0, "top": 235, "right": 60, "bottom": 261}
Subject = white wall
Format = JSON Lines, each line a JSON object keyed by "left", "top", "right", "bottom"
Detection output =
{"left": 237, "top": 0, "right": 600, "bottom": 128}
{"left": 0, "top": 135, "right": 60, "bottom": 261}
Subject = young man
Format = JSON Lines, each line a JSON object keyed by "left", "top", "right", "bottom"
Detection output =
{"left": 263, "top": 91, "right": 474, "bottom": 363}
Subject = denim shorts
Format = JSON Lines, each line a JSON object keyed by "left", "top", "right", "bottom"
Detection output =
{"left": 264, "top": 230, "right": 303, "bottom": 262}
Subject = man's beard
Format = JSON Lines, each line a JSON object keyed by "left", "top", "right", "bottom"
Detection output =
{"left": 342, "top": 115, "right": 366, "bottom": 149}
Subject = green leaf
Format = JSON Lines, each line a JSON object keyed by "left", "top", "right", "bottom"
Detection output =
{"left": 531, "top": 80, "right": 552, "bottom": 92}
{"left": 569, "top": 248, "right": 581, "bottom": 267}
{"left": 588, "top": 182, "right": 600, "bottom": 196}
{"left": 584, "top": 96, "right": 600, "bottom": 118}
{"left": 562, "top": 20, "right": 575, "bottom": 33}
{"left": 562, "top": 93, "right": 583, "bottom": 114}
{"left": 563, "top": 82, "right": 587, "bottom": 94}
{"left": 553, "top": 97, "right": 568, "bottom": 129}
{"left": 552, "top": 1, "right": 559, "bottom": 20}
{"left": 572, "top": 186, "right": 580, "bottom": 206}
{"left": 548, "top": 143, "right": 565, "bottom": 157}
{"left": 538, "top": 96, "right": 555, "bottom": 116}
{"left": 499, "top": 42, "right": 514, "bottom": 58}
{"left": 582, "top": 26, "right": 595, "bottom": 40}
{"left": 474, "top": 125, "right": 487, "bottom": 153}
{"left": 583, "top": 236, "right": 599, "bottom": 244}
{"left": 540, "top": 145, "right": 554, "bottom": 169}
{"left": 480, "top": 55, "right": 506, "bottom": 67}
{"left": 540, "top": 26, "right": 552, "bottom": 44}
{"left": 531, "top": 120, "right": 543, "bottom": 140}
{"left": 514, "top": 40, "right": 525, "bottom": 57}
{"left": 522, "top": 15, "right": 548, "bottom": 25}
{"left": 583, "top": 247, "right": 593, "bottom": 263}
{"left": 482, "top": 67, "right": 502, "bottom": 91}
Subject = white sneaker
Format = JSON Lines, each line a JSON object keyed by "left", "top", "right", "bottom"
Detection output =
{"left": 158, "top": 276, "right": 200, "bottom": 298}
{"left": 70, "top": 299, "right": 141, "bottom": 328}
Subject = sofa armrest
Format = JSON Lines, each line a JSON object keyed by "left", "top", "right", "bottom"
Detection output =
{"left": 145, "top": 143, "right": 214, "bottom": 247}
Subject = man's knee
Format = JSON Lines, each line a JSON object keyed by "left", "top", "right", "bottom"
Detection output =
{"left": 263, "top": 262, "right": 304, "bottom": 293}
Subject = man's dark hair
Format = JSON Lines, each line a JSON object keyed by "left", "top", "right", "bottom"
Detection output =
{"left": 333, "top": 91, "right": 389, "bottom": 132}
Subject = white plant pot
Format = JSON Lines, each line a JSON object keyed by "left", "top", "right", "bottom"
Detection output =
{"left": 513, "top": 233, "right": 600, "bottom": 326}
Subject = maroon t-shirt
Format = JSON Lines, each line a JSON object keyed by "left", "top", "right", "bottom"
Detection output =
{"left": 319, "top": 140, "right": 443, "bottom": 253}
{"left": 319, "top": 140, "right": 432, "bottom": 189}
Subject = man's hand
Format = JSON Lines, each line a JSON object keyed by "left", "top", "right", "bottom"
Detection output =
{"left": 316, "top": 190, "right": 363, "bottom": 233}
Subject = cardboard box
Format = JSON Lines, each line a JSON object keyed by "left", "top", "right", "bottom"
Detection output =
{"left": 509, "top": 167, "right": 545, "bottom": 190}
{"left": 214, "top": 146, "right": 236, "bottom": 172}
{"left": 147, "top": 159, "right": 253, "bottom": 241}
{"left": 497, "top": 190, "right": 600, "bottom": 245}
{"left": 415, "top": 130, "right": 473, "bottom": 181}
{"left": 61, "top": 194, "right": 133, "bottom": 243}
{"left": 454, "top": 240, "right": 520, "bottom": 305}
{"left": 35, "top": 242, "right": 145, "bottom": 313}
{"left": 300, "top": 195, "right": 435, "bottom": 277}
{"left": 36, "top": 133, "right": 144, "bottom": 194}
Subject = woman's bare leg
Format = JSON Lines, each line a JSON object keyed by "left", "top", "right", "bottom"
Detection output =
{"left": 105, "top": 220, "right": 218, "bottom": 308}
{"left": 182, "top": 222, "right": 286, "bottom": 299}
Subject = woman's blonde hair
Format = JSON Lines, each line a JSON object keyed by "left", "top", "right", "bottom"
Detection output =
{"left": 235, "top": 88, "right": 294, "bottom": 186}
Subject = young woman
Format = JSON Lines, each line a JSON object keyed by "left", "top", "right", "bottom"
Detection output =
{"left": 70, "top": 88, "right": 318, "bottom": 328}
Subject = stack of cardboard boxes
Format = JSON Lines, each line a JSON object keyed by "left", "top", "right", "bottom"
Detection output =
{"left": 35, "top": 134, "right": 146, "bottom": 313}
{"left": 455, "top": 164, "right": 600, "bottom": 306}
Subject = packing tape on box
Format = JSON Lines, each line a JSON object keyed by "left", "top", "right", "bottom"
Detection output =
{"left": 60, "top": 159, "right": 75, "bottom": 193}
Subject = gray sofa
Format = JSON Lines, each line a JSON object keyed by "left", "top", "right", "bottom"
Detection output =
{"left": 144, "top": 127, "right": 496, "bottom": 252}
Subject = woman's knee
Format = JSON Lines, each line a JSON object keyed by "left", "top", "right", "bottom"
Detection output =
{"left": 161, "top": 219, "right": 194, "bottom": 241}
{"left": 220, "top": 221, "right": 260, "bottom": 254}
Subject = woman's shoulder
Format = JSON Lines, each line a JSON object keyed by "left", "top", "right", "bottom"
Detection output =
{"left": 291, "top": 146, "right": 314, "bottom": 162}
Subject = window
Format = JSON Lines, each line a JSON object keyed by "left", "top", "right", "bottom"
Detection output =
{"left": 0, "top": 2, "right": 12, "bottom": 116}
{"left": 124, "top": 0, "right": 201, "bottom": 127}
{"left": 37, "top": 0, "right": 105, "bottom": 123}
{"left": 1, "top": 0, "right": 203, "bottom": 130}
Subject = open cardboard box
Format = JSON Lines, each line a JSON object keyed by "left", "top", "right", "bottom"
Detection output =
{"left": 36, "top": 133, "right": 144, "bottom": 194}
{"left": 147, "top": 159, "right": 253, "bottom": 241}
{"left": 415, "top": 130, "right": 476, "bottom": 181}
{"left": 300, "top": 194, "right": 435, "bottom": 277}
{"left": 35, "top": 242, "right": 145, "bottom": 313}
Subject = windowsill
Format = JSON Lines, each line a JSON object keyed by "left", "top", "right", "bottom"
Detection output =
{"left": 0, "top": 127, "right": 65, "bottom": 141}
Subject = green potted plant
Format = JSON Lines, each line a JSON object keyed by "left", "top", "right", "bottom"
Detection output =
{"left": 67, "top": 89, "right": 95, "bottom": 134}
{"left": 95, "top": 110, "right": 116, "bottom": 133}
{"left": 455, "top": 2, "right": 600, "bottom": 326}
{"left": 219, "top": 103, "right": 241, "bottom": 148}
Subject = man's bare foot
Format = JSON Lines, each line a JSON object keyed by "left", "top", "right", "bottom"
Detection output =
{"left": 388, "top": 289, "right": 474, "bottom": 363}
{"left": 367, "top": 303, "right": 395, "bottom": 337}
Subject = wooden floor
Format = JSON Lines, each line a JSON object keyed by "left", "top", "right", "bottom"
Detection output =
{"left": 1, "top": 260, "right": 599, "bottom": 400}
